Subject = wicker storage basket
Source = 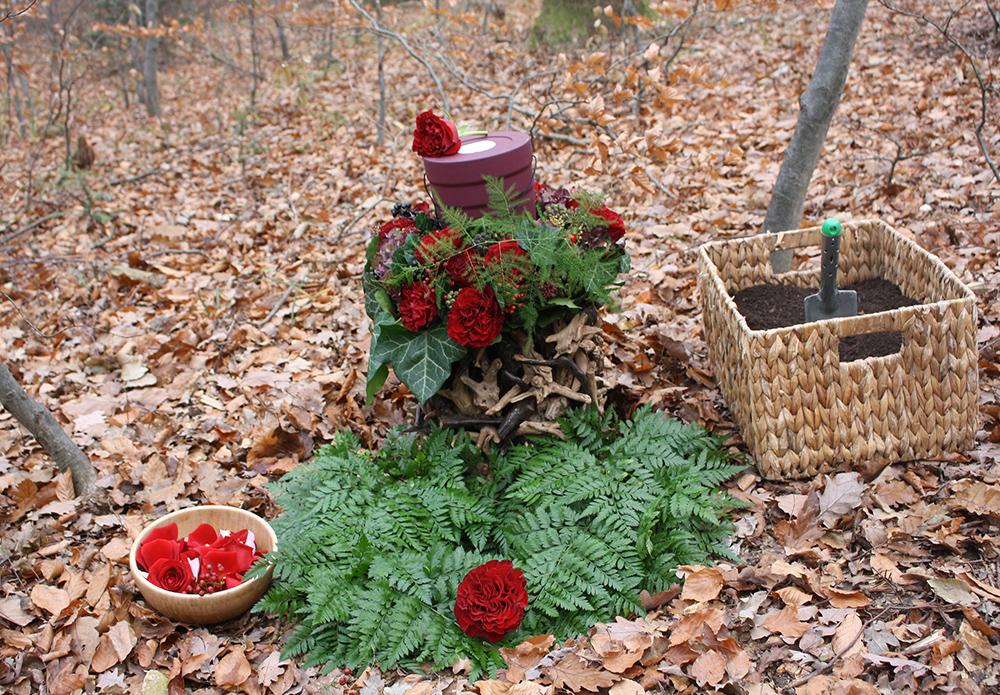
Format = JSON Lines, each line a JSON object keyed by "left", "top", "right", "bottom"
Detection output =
{"left": 697, "top": 219, "right": 979, "bottom": 480}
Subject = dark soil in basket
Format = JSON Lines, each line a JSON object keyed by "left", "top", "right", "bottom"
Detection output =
{"left": 732, "top": 279, "right": 920, "bottom": 362}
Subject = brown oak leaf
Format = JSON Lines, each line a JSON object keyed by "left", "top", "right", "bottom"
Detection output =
{"left": 543, "top": 654, "right": 617, "bottom": 693}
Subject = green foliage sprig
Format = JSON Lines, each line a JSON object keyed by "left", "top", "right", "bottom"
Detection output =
{"left": 258, "top": 406, "right": 745, "bottom": 678}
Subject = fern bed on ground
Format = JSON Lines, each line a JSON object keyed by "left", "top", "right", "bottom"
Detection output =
{"left": 258, "top": 406, "right": 745, "bottom": 678}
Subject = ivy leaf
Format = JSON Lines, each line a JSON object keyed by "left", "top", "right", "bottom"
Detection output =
{"left": 370, "top": 322, "right": 467, "bottom": 403}
{"left": 366, "top": 309, "right": 396, "bottom": 403}
{"left": 513, "top": 223, "right": 563, "bottom": 265}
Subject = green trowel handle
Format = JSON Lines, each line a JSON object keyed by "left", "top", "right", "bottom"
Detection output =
{"left": 819, "top": 219, "right": 842, "bottom": 314}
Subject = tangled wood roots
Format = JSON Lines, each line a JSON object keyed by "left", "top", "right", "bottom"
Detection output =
{"left": 416, "top": 306, "right": 609, "bottom": 451}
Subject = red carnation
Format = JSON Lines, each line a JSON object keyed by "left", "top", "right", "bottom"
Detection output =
{"left": 412, "top": 110, "right": 461, "bottom": 158}
{"left": 399, "top": 280, "right": 439, "bottom": 331}
{"left": 454, "top": 560, "right": 528, "bottom": 643}
{"left": 591, "top": 206, "right": 627, "bottom": 241}
{"left": 378, "top": 217, "right": 416, "bottom": 239}
{"left": 416, "top": 228, "right": 466, "bottom": 267}
{"left": 445, "top": 250, "right": 484, "bottom": 287}
{"left": 485, "top": 240, "right": 529, "bottom": 281}
{"left": 447, "top": 287, "right": 503, "bottom": 348}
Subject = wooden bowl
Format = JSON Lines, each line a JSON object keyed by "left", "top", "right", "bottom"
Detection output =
{"left": 129, "top": 506, "right": 276, "bottom": 624}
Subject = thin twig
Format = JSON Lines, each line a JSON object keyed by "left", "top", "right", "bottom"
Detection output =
{"left": 0, "top": 212, "right": 63, "bottom": 246}
{"left": 879, "top": 0, "right": 1000, "bottom": 185}
{"left": 1, "top": 0, "right": 38, "bottom": 24}
{"left": 0, "top": 288, "right": 91, "bottom": 339}
{"left": 142, "top": 249, "right": 211, "bottom": 261}
{"left": 108, "top": 168, "right": 159, "bottom": 186}
{"left": 348, "top": 0, "right": 449, "bottom": 112}
{"left": 254, "top": 275, "right": 306, "bottom": 327}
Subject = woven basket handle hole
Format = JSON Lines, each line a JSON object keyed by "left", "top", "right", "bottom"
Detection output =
{"left": 839, "top": 331, "right": 905, "bottom": 363}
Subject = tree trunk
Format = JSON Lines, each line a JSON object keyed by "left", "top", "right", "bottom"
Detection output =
{"left": 762, "top": 0, "right": 869, "bottom": 272}
{"left": 273, "top": 4, "right": 290, "bottom": 61}
{"left": 143, "top": 0, "right": 161, "bottom": 116}
{"left": 0, "top": 359, "right": 97, "bottom": 497}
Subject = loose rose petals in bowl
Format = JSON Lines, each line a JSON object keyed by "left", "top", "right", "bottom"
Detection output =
{"left": 129, "top": 506, "right": 277, "bottom": 624}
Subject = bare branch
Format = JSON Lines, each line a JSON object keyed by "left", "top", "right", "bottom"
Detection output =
{"left": 879, "top": 0, "right": 1000, "bottom": 185}
{"left": 347, "top": 0, "right": 449, "bottom": 113}
{"left": 0, "top": 0, "right": 36, "bottom": 23}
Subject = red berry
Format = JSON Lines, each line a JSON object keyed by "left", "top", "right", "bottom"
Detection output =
{"left": 344, "top": 668, "right": 351, "bottom": 675}
{"left": 339, "top": 677, "right": 347, "bottom": 685}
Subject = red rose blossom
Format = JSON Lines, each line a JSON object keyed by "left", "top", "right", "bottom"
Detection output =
{"left": 447, "top": 287, "right": 504, "bottom": 348}
{"left": 454, "top": 560, "right": 528, "bottom": 643}
{"left": 591, "top": 206, "right": 627, "bottom": 241}
{"left": 399, "top": 281, "right": 439, "bottom": 331}
{"left": 135, "top": 523, "right": 184, "bottom": 572}
{"left": 412, "top": 110, "right": 461, "bottom": 158}
{"left": 147, "top": 557, "right": 194, "bottom": 593}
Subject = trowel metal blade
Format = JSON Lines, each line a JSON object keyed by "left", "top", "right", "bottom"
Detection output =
{"left": 803, "top": 289, "right": 858, "bottom": 322}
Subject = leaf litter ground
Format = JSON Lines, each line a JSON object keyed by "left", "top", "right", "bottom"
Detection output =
{"left": 1, "top": 1, "right": 999, "bottom": 694}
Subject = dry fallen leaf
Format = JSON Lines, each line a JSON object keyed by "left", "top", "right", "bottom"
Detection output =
{"left": 499, "top": 634, "right": 556, "bottom": 683}
{"left": 475, "top": 680, "right": 513, "bottom": 695}
{"left": 818, "top": 473, "right": 864, "bottom": 527}
{"left": 543, "top": 654, "right": 617, "bottom": 693}
{"left": 689, "top": 649, "right": 727, "bottom": 687}
{"left": 679, "top": 566, "right": 724, "bottom": 603}
{"left": 215, "top": 646, "right": 253, "bottom": 687}
{"left": 760, "top": 606, "right": 810, "bottom": 640}
{"left": 927, "top": 577, "right": 980, "bottom": 606}
{"left": 30, "top": 583, "right": 70, "bottom": 616}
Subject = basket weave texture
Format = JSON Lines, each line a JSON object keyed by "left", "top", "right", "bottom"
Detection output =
{"left": 697, "top": 219, "right": 979, "bottom": 480}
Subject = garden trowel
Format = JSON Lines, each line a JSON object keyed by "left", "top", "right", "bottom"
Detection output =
{"left": 804, "top": 218, "right": 857, "bottom": 322}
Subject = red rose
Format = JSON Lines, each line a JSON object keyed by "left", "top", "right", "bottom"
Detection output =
{"left": 591, "top": 206, "right": 626, "bottom": 241}
{"left": 412, "top": 110, "right": 461, "bottom": 158}
{"left": 185, "top": 523, "right": 218, "bottom": 547}
{"left": 412, "top": 202, "right": 431, "bottom": 215}
{"left": 147, "top": 557, "right": 194, "bottom": 593}
{"left": 447, "top": 287, "right": 503, "bottom": 348}
{"left": 136, "top": 523, "right": 184, "bottom": 572}
{"left": 454, "top": 560, "right": 528, "bottom": 643}
{"left": 399, "top": 280, "right": 439, "bottom": 331}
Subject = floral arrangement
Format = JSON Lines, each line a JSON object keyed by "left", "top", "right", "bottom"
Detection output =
{"left": 135, "top": 523, "right": 266, "bottom": 595}
{"left": 364, "top": 180, "right": 630, "bottom": 403}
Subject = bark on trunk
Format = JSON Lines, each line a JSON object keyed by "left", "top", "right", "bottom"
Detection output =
{"left": 0, "top": 359, "right": 97, "bottom": 497}
{"left": 143, "top": 0, "right": 161, "bottom": 117}
{"left": 762, "top": 0, "right": 869, "bottom": 272}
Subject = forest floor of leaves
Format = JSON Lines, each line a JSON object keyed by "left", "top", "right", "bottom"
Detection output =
{"left": 1, "top": 1, "right": 999, "bottom": 694}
